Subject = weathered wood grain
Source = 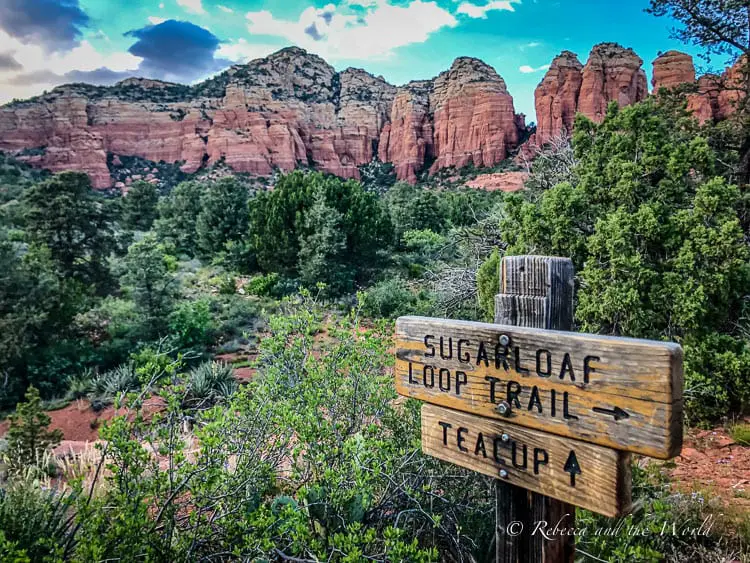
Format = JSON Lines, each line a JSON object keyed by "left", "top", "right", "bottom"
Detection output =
{"left": 422, "top": 404, "right": 632, "bottom": 517}
{"left": 396, "top": 316, "right": 683, "bottom": 459}
{"left": 496, "top": 255, "right": 576, "bottom": 563}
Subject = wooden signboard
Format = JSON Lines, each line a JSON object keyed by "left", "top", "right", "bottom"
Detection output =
{"left": 396, "top": 316, "right": 683, "bottom": 459}
{"left": 422, "top": 403, "right": 631, "bottom": 517}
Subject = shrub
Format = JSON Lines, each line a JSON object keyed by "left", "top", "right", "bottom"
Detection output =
{"left": 730, "top": 423, "right": 750, "bottom": 446}
{"left": 168, "top": 299, "right": 216, "bottom": 351}
{"left": 359, "top": 279, "right": 435, "bottom": 319}
{"left": 245, "top": 272, "right": 281, "bottom": 297}
{"left": 4, "top": 386, "right": 63, "bottom": 473}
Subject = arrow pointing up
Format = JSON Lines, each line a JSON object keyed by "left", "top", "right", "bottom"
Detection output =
{"left": 563, "top": 450, "right": 581, "bottom": 487}
{"left": 592, "top": 406, "right": 630, "bottom": 421}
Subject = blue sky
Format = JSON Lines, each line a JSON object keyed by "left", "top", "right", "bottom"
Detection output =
{"left": 0, "top": 0, "right": 722, "bottom": 119}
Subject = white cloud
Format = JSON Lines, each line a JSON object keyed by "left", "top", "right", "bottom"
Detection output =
{"left": 456, "top": 0, "right": 520, "bottom": 19}
{"left": 218, "top": 5, "right": 234, "bottom": 13}
{"left": 159, "top": 2, "right": 165, "bottom": 8}
{"left": 519, "top": 63, "right": 549, "bottom": 73}
{"left": 177, "top": 0, "right": 205, "bottom": 15}
{"left": 217, "top": 39, "right": 277, "bottom": 63}
{"left": 148, "top": 16, "right": 167, "bottom": 25}
{"left": 245, "top": 1, "right": 457, "bottom": 61}
{"left": 525, "top": 41, "right": 540, "bottom": 48}
{"left": 0, "top": 30, "right": 142, "bottom": 104}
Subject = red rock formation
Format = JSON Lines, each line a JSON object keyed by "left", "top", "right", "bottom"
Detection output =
{"left": 377, "top": 81, "right": 432, "bottom": 184}
{"left": 578, "top": 43, "right": 648, "bottom": 123}
{"left": 378, "top": 58, "right": 520, "bottom": 183}
{"left": 686, "top": 74, "right": 722, "bottom": 123}
{"left": 717, "top": 57, "right": 746, "bottom": 120}
{"left": 534, "top": 51, "right": 583, "bottom": 144}
{"left": 0, "top": 47, "right": 396, "bottom": 188}
{"left": 429, "top": 57, "right": 519, "bottom": 174}
{"left": 651, "top": 50, "right": 696, "bottom": 91}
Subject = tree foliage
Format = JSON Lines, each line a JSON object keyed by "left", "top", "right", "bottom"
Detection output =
{"left": 196, "top": 177, "right": 249, "bottom": 258}
{"left": 250, "top": 171, "right": 392, "bottom": 291}
{"left": 22, "top": 172, "right": 115, "bottom": 292}
{"left": 119, "top": 236, "right": 178, "bottom": 339}
{"left": 4, "top": 386, "right": 63, "bottom": 471}
{"left": 121, "top": 180, "right": 159, "bottom": 231}
{"left": 501, "top": 99, "right": 750, "bottom": 422}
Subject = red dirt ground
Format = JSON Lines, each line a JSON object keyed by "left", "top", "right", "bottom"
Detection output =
{"left": 664, "top": 425, "right": 750, "bottom": 510}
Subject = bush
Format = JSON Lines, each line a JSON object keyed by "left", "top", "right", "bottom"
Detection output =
{"left": 730, "top": 423, "right": 750, "bottom": 446}
{"left": 476, "top": 248, "right": 500, "bottom": 322}
{"left": 168, "top": 299, "right": 216, "bottom": 351}
{"left": 359, "top": 278, "right": 435, "bottom": 319}
{"left": 4, "top": 386, "right": 63, "bottom": 473}
{"left": 245, "top": 272, "right": 281, "bottom": 297}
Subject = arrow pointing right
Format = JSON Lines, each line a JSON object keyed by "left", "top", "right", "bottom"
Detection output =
{"left": 592, "top": 406, "right": 630, "bottom": 421}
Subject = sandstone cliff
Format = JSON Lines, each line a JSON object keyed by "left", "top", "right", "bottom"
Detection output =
{"left": 531, "top": 43, "right": 648, "bottom": 143}
{"left": 378, "top": 58, "right": 522, "bottom": 183}
{"left": 2, "top": 43, "right": 744, "bottom": 188}
{"left": 578, "top": 43, "right": 648, "bottom": 123}
{"left": 0, "top": 47, "right": 398, "bottom": 188}
{"left": 652, "top": 50, "right": 696, "bottom": 90}
{"left": 534, "top": 51, "right": 583, "bottom": 145}
{"left": 0, "top": 48, "right": 525, "bottom": 187}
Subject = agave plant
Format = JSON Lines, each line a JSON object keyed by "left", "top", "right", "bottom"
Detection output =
{"left": 93, "top": 363, "right": 139, "bottom": 400}
{"left": 0, "top": 469, "right": 79, "bottom": 560}
{"left": 65, "top": 369, "right": 96, "bottom": 400}
{"left": 183, "top": 361, "right": 237, "bottom": 409}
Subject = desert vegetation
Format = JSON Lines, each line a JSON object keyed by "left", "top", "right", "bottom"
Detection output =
{"left": 1, "top": 2, "right": 750, "bottom": 561}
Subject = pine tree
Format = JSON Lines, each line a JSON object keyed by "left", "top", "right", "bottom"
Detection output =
{"left": 22, "top": 171, "right": 115, "bottom": 292}
{"left": 298, "top": 189, "right": 352, "bottom": 295}
{"left": 122, "top": 180, "right": 159, "bottom": 231}
{"left": 5, "top": 385, "right": 63, "bottom": 470}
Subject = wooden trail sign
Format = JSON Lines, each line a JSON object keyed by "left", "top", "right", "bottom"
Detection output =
{"left": 421, "top": 403, "right": 632, "bottom": 517}
{"left": 395, "top": 316, "right": 683, "bottom": 459}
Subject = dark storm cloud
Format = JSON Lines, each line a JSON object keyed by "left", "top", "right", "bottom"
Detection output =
{"left": 125, "top": 20, "right": 230, "bottom": 83}
{"left": 7, "top": 67, "right": 134, "bottom": 87}
{"left": 65, "top": 67, "right": 134, "bottom": 84}
{"left": 304, "top": 23, "right": 323, "bottom": 41}
{"left": 0, "top": 0, "right": 90, "bottom": 51}
{"left": 6, "top": 70, "right": 59, "bottom": 85}
{"left": 0, "top": 52, "right": 22, "bottom": 71}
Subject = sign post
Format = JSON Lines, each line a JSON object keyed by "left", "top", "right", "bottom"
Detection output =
{"left": 495, "top": 256, "right": 576, "bottom": 563}
{"left": 393, "top": 255, "right": 684, "bottom": 563}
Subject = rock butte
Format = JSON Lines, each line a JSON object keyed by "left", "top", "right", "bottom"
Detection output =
{"left": 0, "top": 44, "right": 743, "bottom": 188}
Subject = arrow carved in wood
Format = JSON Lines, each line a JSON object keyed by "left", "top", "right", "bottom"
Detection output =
{"left": 592, "top": 406, "right": 630, "bottom": 421}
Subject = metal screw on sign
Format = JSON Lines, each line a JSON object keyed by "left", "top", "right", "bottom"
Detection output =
{"left": 496, "top": 401, "right": 512, "bottom": 417}
{"left": 501, "top": 433, "right": 510, "bottom": 442}
{"left": 499, "top": 469, "right": 509, "bottom": 479}
{"left": 499, "top": 334, "right": 510, "bottom": 347}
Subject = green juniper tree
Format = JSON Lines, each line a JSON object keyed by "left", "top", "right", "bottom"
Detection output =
{"left": 22, "top": 172, "right": 115, "bottom": 292}
{"left": 298, "top": 189, "right": 351, "bottom": 295}
{"left": 499, "top": 99, "right": 750, "bottom": 423}
{"left": 120, "top": 235, "right": 178, "bottom": 339}
{"left": 196, "top": 177, "right": 249, "bottom": 257}
{"left": 155, "top": 180, "right": 204, "bottom": 255}
{"left": 121, "top": 180, "right": 159, "bottom": 231}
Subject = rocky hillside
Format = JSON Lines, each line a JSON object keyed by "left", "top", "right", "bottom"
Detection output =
{"left": 0, "top": 44, "right": 742, "bottom": 189}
